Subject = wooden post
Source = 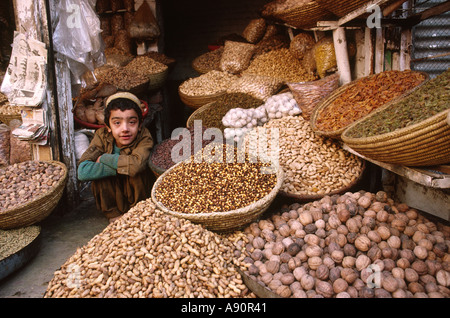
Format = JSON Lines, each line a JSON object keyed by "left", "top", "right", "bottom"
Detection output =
{"left": 375, "top": 27, "right": 385, "bottom": 73}
{"left": 364, "top": 27, "right": 374, "bottom": 76}
{"left": 333, "top": 27, "right": 352, "bottom": 85}
{"left": 400, "top": 28, "right": 412, "bottom": 70}
{"left": 354, "top": 28, "right": 366, "bottom": 79}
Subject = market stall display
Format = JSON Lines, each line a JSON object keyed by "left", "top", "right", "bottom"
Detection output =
{"left": 0, "top": 160, "right": 67, "bottom": 229}
{"left": 241, "top": 191, "right": 450, "bottom": 298}
{"left": 44, "top": 200, "right": 252, "bottom": 298}
{"left": 0, "top": 225, "right": 41, "bottom": 281}
{"left": 152, "top": 143, "right": 283, "bottom": 232}
{"left": 342, "top": 68, "right": 450, "bottom": 166}
{"left": 311, "top": 70, "right": 428, "bottom": 139}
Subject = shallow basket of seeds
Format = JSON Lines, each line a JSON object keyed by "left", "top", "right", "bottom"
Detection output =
{"left": 342, "top": 68, "right": 450, "bottom": 166}
{"left": 151, "top": 143, "right": 284, "bottom": 232}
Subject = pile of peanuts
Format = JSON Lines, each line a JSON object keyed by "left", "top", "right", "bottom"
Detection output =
{"left": 44, "top": 200, "right": 253, "bottom": 298}
{"left": 179, "top": 70, "right": 237, "bottom": 96}
{"left": 244, "top": 116, "right": 363, "bottom": 196}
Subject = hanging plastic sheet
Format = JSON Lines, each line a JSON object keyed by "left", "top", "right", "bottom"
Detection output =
{"left": 52, "top": 0, "right": 105, "bottom": 83}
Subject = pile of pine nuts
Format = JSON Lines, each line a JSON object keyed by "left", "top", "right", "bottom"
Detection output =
{"left": 44, "top": 200, "right": 252, "bottom": 298}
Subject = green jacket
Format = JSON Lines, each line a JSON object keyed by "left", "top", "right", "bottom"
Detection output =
{"left": 77, "top": 126, "right": 154, "bottom": 218}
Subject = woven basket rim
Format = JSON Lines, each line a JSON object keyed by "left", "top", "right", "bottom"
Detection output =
{"left": 0, "top": 161, "right": 67, "bottom": 227}
{"left": 344, "top": 116, "right": 450, "bottom": 149}
{"left": 151, "top": 150, "right": 284, "bottom": 221}
{"left": 178, "top": 85, "right": 226, "bottom": 108}
{"left": 311, "top": 70, "right": 429, "bottom": 139}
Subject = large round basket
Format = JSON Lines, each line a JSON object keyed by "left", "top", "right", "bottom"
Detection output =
{"left": 179, "top": 86, "right": 225, "bottom": 110}
{"left": 310, "top": 71, "right": 429, "bottom": 140}
{"left": 0, "top": 225, "right": 41, "bottom": 281}
{"left": 0, "top": 160, "right": 68, "bottom": 230}
{"left": 148, "top": 67, "right": 169, "bottom": 91}
{"left": 262, "top": 0, "right": 333, "bottom": 29}
{"left": 278, "top": 160, "right": 366, "bottom": 203}
{"left": 342, "top": 106, "right": 450, "bottom": 167}
{"left": 151, "top": 158, "right": 284, "bottom": 233}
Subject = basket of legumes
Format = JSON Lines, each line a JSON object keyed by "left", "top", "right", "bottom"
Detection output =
{"left": 310, "top": 70, "right": 428, "bottom": 140}
{"left": 342, "top": 68, "right": 450, "bottom": 166}
{"left": 178, "top": 70, "right": 238, "bottom": 109}
{"left": 151, "top": 143, "right": 284, "bottom": 232}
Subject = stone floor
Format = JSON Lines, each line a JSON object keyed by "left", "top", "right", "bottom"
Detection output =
{"left": 0, "top": 184, "right": 109, "bottom": 298}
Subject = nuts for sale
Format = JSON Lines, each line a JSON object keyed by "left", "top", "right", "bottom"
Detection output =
{"left": 45, "top": 200, "right": 251, "bottom": 298}
{"left": 243, "top": 191, "right": 450, "bottom": 298}
{"left": 0, "top": 161, "right": 65, "bottom": 212}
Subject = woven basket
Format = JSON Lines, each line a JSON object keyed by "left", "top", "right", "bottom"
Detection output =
{"left": 287, "top": 72, "right": 340, "bottom": 120}
{"left": 0, "top": 160, "right": 68, "bottom": 230}
{"left": 151, "top": 155, "right": 284, "bottom": 232}
{"left": 342, "top": 107, "right": 450, "bottom": 166}
{"left": 0, "top": 114, "right": 21, "bottom": 125}
{"left": 179, "top": 86, "right": 225, "bottom": 110}
{"left": 310, "top": 71, "right": 429, "bottom": 140}
{"left": 148, "top": 67, "right": 169, "bottom": 91}
{"left": 315, "top": 0, "right": 371, "bottom": 17}
{"left": 191, "top": 50, "right": 222, "bottom": 74}
{"left": 278, "top": 160, "right": 366, "bottom": 202}
{"left": 262, "top": 0, "right": 333, "bottom": 29}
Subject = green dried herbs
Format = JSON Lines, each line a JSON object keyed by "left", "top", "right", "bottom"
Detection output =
{"left": 0, "top": 225, "right": 40, "bottom": 260}
{"left": 345, "top": 68, "right": 450, "bottom": 138}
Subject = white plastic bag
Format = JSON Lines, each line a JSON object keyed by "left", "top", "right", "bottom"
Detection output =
{"left": 53, "top": 0, "right": 105, "bottom": 81}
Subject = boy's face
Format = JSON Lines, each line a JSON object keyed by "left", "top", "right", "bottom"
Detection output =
{"left": 107, "top": 109, "right": 140, "bottom": 148}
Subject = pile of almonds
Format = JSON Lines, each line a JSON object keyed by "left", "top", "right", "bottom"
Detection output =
{"left": 45, "top": 200, "right": 253, "bottom": 298}
{"left": 0, "top": 161, "right": 65, "bottom": 212}
{"left": 242, "top": 191, "right": 450, "bottom": 298}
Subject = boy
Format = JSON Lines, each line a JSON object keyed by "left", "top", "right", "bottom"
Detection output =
{"left": 78, "top": 92, "right": 154, "bottom": 221}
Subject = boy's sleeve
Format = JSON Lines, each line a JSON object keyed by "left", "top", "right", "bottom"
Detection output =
{"left": 99, "top": 153, "right": 120, "bottom": 170}
{"left": 77, "top": 160, "right": 117, "bottom": 181}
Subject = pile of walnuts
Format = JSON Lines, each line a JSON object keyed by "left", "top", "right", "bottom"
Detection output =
{"left": 242, "top": 191, "right": 450, "bottom": 298}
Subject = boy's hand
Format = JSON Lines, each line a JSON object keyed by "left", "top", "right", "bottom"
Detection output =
{"left": 96, "top": 155, "right": 102, "bottom": 163}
